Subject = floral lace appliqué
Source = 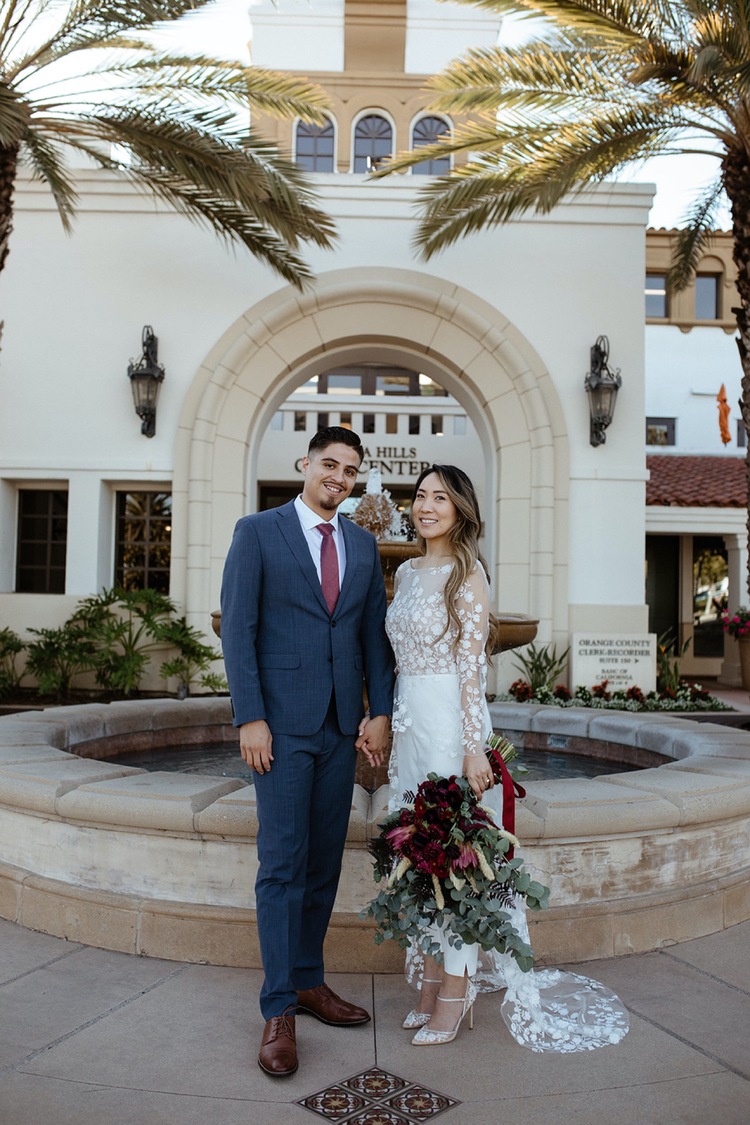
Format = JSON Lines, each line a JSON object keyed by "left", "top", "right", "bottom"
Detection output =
{"left": 391, "top": 693, "right": 413, "bottom": 734}
{"left": 385, "top": 561, "right": 489, "bottom": 757}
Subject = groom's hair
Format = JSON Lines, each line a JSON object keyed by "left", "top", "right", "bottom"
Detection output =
{"left": 308, "top": 426, "right": 364, "bottom": 464}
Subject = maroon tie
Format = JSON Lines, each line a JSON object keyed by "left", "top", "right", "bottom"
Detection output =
{"left": 317, "top": 523, "right": 340, "bottom": 614}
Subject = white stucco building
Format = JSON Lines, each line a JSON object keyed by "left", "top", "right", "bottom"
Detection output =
{"left": 0, "top": 0, "right": 744, "bottom": 690}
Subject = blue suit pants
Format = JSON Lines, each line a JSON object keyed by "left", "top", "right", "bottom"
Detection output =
{"left": 253, "top": 698, "right": 357, "bottom": 1018}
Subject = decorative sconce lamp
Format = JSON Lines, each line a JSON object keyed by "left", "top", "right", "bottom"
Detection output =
{"left": 127, "top": 326, "right": 165, "bottom": 438}
{"left": 584, "top": 335, "right": 621, "bottom": 446}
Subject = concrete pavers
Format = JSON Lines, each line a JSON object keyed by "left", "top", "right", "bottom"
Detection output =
{"left": 0, "top": 917, "right": 747, "bottom": 1125}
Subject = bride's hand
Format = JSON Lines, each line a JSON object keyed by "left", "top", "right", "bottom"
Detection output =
{"left": 356, "top": 714, "right": 390, "bottom": 766}
{"left": 464, "top": 753, "right": 494, "bottom": 800}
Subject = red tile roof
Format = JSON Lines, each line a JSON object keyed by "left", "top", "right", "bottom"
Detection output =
{"left": 647, "top": 455, "right": 747, "bottom": 507}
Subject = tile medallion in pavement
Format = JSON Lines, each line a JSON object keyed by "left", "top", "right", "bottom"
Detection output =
{"left": 298, "top": 1067, "right": 459, "bottom": 1124}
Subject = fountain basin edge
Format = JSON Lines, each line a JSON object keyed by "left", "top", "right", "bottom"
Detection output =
{"left": 0, "top": 697, "right": 748, "bottom": 968}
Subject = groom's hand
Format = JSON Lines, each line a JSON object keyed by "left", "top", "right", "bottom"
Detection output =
{"left": 239, "top": 719, "right": 274, "bottom": 773}
{"left": 355, "top": 714, "right": 390, "bottom": 767}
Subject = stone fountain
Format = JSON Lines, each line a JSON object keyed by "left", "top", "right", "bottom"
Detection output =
{"left": 3, "top": 483, "right": 746, "bottom": 969}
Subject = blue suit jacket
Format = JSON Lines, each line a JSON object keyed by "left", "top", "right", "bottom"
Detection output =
{"left": 220, "top": 501, "right": 395, "bottom": 735}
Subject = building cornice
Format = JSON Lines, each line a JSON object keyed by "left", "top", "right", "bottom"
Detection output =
{"left": 13, "top": 168, "right": 654, "bottom": 227}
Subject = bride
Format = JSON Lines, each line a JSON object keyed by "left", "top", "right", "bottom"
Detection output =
{"left": 384, "top": 463, "right": 629, "bottom": 1052}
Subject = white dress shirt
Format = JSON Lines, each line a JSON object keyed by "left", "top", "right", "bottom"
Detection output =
{"left": 294, "top": 495, "right": 347, "bottom": 585}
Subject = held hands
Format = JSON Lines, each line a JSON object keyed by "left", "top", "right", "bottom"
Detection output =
{"left": 464, "top": 752, "right": 495, "bottom": 800}
{"left": 239, "top": 715, "right": 390, "bottom": 773}
{"left": 239, "top": 719, "right": 274, "bottom": 774}
{"left": 355, "top": 714, "right": 390, "bottom": 767}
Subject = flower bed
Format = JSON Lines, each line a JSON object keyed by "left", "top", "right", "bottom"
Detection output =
{"left": 501, "top": 679, "right": 731, "bottom": 713}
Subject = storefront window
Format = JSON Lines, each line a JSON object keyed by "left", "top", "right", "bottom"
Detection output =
{"left": 115, "top": 491, "right": 172, "bottom": 593}
{"left": 646, "top": 417, "right": 676, "bottom": 446}
{"left": 692, "top": 536, "right": 727, "bottom": 658}
{"left": 16, "top": 489, "right": 68, "bottom": 593}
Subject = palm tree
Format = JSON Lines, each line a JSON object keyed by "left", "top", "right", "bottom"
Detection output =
{"left": 380, "top": 0, "right": 750, "bottom": 597}
{"left": 0, "top": 0, "right": 336, "bottom": 290}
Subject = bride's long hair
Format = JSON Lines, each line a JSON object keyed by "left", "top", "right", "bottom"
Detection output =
{"left": 410, "top": 464, "right": 500, "bottom": 657}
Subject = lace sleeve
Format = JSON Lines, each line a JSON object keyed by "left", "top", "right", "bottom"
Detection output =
{"left": 455, "top": 565, "right": 489, "bottom": 757}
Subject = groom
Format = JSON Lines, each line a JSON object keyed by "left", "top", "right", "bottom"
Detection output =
{"left": 220, "top": 426, "right": 394, "bottom": 1077}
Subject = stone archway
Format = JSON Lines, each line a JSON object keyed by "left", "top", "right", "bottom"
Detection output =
{"left": 173, "top": 267, "right": 570, "bottom": 647}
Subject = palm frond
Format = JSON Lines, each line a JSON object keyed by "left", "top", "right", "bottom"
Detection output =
{"left": 411, "top": 109, "right": 678, "bottom": 257}
{"left": 0, "top": 78, "right": 29, "bottom": 145}
{"left": 90, "top": 54, "right": 331, "bottom": 122}
{"left": 72, "top": 106, "right": 337, "bottom": 249}
{"left": 437, "top": 0, "right": 681, "bottom": 45}
{"left": 1, "top": 2, "right": 337, "bottom": 283}
{"left": 0, "top": 0, "right": 42, "bottom": 61}
{"left": 665, "top": 176, "right": 728, "bottom": 291}
{"left": 379, "top": 88, "right": 693, "bottom": 179}
{"left": 55, "top": 0, "right": 212, "bottom": 44}
{"left": 690, "top": 1, "right": 750, "bottom": 63}
{"left": 428, "top": 42, "right": 634, "bottom": 115}
{"left": 33, "top": 114, "right": 323, "bottom": 287}
{"left": 21, "top": 125, "right": 78, "bottom": 230}
{"left": 7, "top": 0, "right": 213, "bottom": 77}
{"left": 119, "top": 164, "right": 320, "bottom": 289}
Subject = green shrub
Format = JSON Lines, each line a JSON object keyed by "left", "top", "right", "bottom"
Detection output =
{"left": 0, "top": 627, "right": 24, "bottom": 699}
{"left": 512, "top": 642, "right": 569, "bottom": 694}
{"left": 159, "top": 617, "right": 227, "bottom": 697}
{"left": 72, "top": 587, "right": 178, "bottom": 696}
{"left": 25, "top": 622, "right": 99, "bottom": 701}
{"left": 20, "top": 589, "right": 227, "bottom": 702}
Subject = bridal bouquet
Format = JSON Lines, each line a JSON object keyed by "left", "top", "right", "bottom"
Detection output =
{"left": 363, "top": 760, "right": 549, "bottom": 973}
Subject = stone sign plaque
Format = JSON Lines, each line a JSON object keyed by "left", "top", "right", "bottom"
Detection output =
{"left": 571, "top": 634, "right": 657, "bottom": 694}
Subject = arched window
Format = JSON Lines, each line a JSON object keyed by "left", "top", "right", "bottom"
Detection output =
{"left": 353, "top": 114, "right": 392, "bottom": 172}
{"left": 411, "top": 116, "right": 451, "bottom": 175}
{"left": 295, "top": 119, "right": 335, "bottom": 172}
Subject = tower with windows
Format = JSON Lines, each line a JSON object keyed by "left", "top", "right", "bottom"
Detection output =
{"left": 249, "top": 0, "right": 499, "bottom": 175}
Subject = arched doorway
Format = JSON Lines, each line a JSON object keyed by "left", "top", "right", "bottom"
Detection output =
{"left": 173, "top": 268, "right": 569, "bottom": 651}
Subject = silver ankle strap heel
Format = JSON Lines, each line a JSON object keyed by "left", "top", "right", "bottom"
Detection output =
{"left": 411, "top": 980, "right": 477, "bottom": 1045}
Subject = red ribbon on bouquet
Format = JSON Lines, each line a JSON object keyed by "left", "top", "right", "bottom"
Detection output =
{"left": 485, "top": 744, "right": 526, "bottom": 860}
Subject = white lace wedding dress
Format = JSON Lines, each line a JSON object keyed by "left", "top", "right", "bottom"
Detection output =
{"left": 385, "top": 559, "right": 629, "bottom": 1052}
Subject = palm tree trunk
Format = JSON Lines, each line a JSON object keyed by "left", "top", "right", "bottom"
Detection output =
{"left": 0, "top": 143, "right": 18, "bottom": 278}
{"left": 723, "top": 147, "right": 750, "bottom": 603}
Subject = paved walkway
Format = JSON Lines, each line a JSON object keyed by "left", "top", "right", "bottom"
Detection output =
{"left": 2, "top": 689, "right": 748, "bottom": 1122}
{"left": 0, "top": 916, "right": 748, "bottom": 1125}
{"left": 706, "top": 684, "right": 750, "bottom": 712}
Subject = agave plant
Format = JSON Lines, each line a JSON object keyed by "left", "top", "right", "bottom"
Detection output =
{"left": 379, "top": 0, "right": 750, "bottom": 592}
{"left": 0, "top": 0, "right": 336, "bottom": 289}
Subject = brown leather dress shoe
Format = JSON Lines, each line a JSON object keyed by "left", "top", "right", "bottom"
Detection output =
{"left": 258, "top": 1012, "right": 298, "bottom": 1077}
{"left": 296, "top": 982, "right": 371, "bottom": 1026}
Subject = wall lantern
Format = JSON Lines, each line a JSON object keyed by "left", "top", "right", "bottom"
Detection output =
{"left": 127, "top": 326, "right": 165, "bottom": 438}
{"left": 584, "top": 335, "right": 621, "bottom": 447}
